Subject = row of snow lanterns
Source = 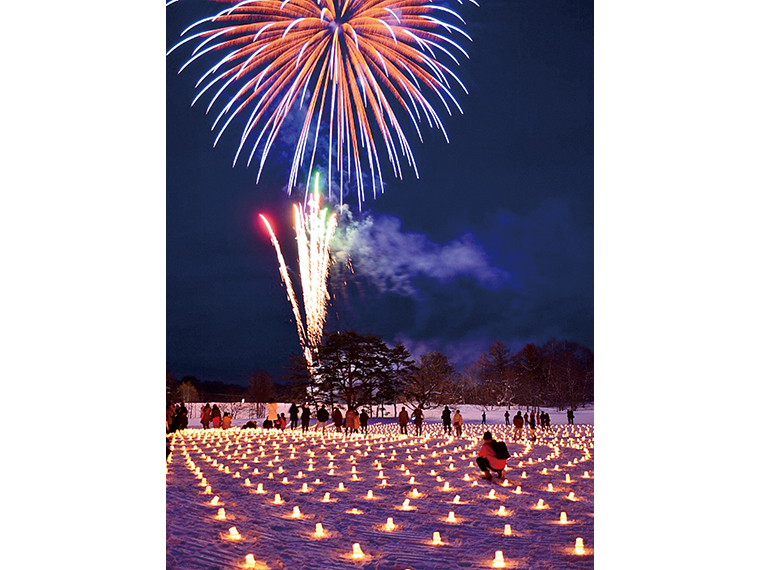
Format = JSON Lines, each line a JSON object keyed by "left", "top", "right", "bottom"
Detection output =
{"left": 171, "top": 425, "right": 592, "bottom": 566}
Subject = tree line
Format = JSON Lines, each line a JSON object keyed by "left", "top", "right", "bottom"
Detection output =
{"left": 168, "top": 331, "right": 592, "bottom": 415}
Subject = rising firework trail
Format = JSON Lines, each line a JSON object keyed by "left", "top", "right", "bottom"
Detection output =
{"left": 259, "top": 173, "right": 339, "bottom": 367}
{"left": 167, "top": 0, "right": 478, "bottom": 208}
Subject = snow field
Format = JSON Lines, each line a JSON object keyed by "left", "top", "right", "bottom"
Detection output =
{"left": 167, "top": 420, "right": 594, "bottom": 569}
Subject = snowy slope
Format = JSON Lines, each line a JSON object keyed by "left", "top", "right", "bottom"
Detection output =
{"left": 167, "top": 407, "right": 593, "bottom": 569}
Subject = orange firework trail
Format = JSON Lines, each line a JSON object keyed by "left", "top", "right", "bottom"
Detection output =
{"left": 259, "top": 176, "right": 338, "bottom": 367}
{"left": 167, "top": 0, "right": 477, "bottom": 207}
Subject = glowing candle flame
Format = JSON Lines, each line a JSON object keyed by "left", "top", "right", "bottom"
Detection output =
{"left": 273, "top": 493, "right": 283, "bottom": 504}
{"left": 402, "top": 499, "right": 411, "bottom": 510}
{"left": 565, "top": 474, "right": 571, "bottom": 482}
{"left": 443, "top": 482, "right": 451, "bottom": 491}
{"left": 256, "top": 483, "right": 264, "bottom": 493}
{"left": 322, "top": 492, "right": 331, "bottom": 502}
{"left": 504, "top": 524, "right": 512, "bottom": 536}
{"left": 453, "top": 495, "right": 461, "bottom": 504}
{"left": 351, "top": 543, "right": 364, "bottom": 559}
{"left": 575, "top": 537, "right": 585, "bottom": 555}
{"left": 536, "top": 498, "right": 546, "bottom": 509}
{"left": 302, "top": 483, "right": 309, "bottom": 492}
{"left": 384, "top": 517, "right": 395, "bottom": 531}
{"left": 216, "top": 508, "right": 226, "bottom": 520}
{"left": 228, "top": 526, "right": 241, "bottom": 540}
{"left": 292, "top": 506, "right": 302, "bottom": 518}
{"left": 245, "top": 478, "right": 251, "bottom": 487}
{"left": 514, "top": 486, "right": 522, "bottom": 494}
{"left": 412, "top": 488, "right": 420, "bottom": 498}
{"left": 560, "top": 512, "right": 568, "bottom": 524}
{"left": 432, "top": 531, "right": 442, "bottom": 545}
{"left": 314, "top": 523, "right": 325, "bottom": 537}
{"left": 366, "top": 490, "right": 374, "bottom": 499}
{"left": 493, "top": 550, "right": 506, "bottom": 568}
{"left": 497, "top": 505, "right": 506, "bottom": 516}
{"left": 243, "top": 553, "right": 255, "bottom": 568}
{"left": 446, "top": 511, "right": 456, "bottom": 523}
{"left": 210, "top": 496, "right": 220, "bottom": 505}
{"left": 547, "top": 483, "right": 554, "bottom": 492}
{"left": 488, "top": 489, "right": 496, "bottom": 499}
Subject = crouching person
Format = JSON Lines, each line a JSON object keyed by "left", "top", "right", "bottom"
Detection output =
{"left": 476, "top": 431, "right": 509, "bottom": 480}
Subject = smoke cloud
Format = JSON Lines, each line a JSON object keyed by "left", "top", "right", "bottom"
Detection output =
{"left": 330, "top": 212, "right": 509, "bottom": 297}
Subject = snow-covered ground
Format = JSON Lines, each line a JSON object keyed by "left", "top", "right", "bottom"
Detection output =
{"left": 167, "top": 405, "right": 593, "bottom": 569}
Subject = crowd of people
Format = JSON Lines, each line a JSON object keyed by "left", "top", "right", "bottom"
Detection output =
{"left": 167, "top": 400, "right": 579, "bottom": 439}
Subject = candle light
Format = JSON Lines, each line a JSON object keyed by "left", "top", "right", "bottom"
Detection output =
{"left": 314, "top": 523, "right": 325, "bottom": 537}
{"left": 488, "top": 489, "right": 496, "bottom": 499}
{"left": 227, "top": 527, "right": 242, "bottom": 540}
{"left": 366, "top": 490, "right": 374, "bottom": 499}
{"left": 402, "top": 499, "right": 412, "bottom": 510}
{"left": 411, "top": 488, "right": 421, "bottom": 498}
{"left": 243, "top": 553, "right": 255, "bottom": 568}
{"left": 322, "top": 492, "right": 331, "bottom": 502}
{"left": 513, "top": 486, "right": 522, "bottom": 494}
{"left": 560, "top": 512, "right": 568, "bottom": 524}
{"left": 210, "top": 496, "right": 220, "bottom": 506}
{"left": 503, "top": 524, "right": 512, "bottom": 536}
{"left": 446, "top": 511, "right": 456, "bottom": 523}
{"left": 492, "top": 550, "right": 506, "bottom": 568}
{"left": 384, "top": 517, "right": 396, "bottom": 531}
{"left": 351, "top": 543, "right": 364, "bottom": 559}
{"left": 497, "top": 505, "right": 507, "bottom": 516}
{"left": 273, "top": 493, "right": 283, "bottom": 504}
{"left": 432, "top": 531, "right": 442, "bottom": 545}
{"left": 453, "top": 495, "right": 461, "bottom": 504}
{"left": 574, "top": 537, "right": 585, "bottom": 555}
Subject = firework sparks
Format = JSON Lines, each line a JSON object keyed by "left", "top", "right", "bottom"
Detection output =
{"left": 259, "top": 173, "right": 338, "bottom": 366}
{"left": 168, "top": 0, "right": 477, "bottom": 207}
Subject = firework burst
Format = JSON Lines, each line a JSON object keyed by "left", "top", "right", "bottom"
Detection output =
{"left": 168, "top": 0, "right": 477, "bottom": 207}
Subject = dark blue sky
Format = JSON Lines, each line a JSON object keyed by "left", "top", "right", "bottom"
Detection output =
{"left": 166, "top": 0, "right": 593, "bottom": 385}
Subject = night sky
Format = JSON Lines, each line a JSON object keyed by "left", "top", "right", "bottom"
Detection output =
{"left": 166, "top": 0, "right": 593, "bottom": 385}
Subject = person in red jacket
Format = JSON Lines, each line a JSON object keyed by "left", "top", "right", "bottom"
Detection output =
{"left": 476, "top": 431, "right": 507, "bottom": 480}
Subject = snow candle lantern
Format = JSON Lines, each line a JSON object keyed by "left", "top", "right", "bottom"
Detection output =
{"left": 227, "top": 527, "right": 242, "bottom": 540}
{"left": 243, "top": 554, "right": 255, "bottom": 568}
{"left": 314, "top": 523, "right": 325, "bottom": 537}
{"left": 446, "top": 511, "right": 456, "bottom": 523}
{"left": 216, "top": 508, "right": 226, "bottom": 520}
{"left": 574, "top": 537, "right": 585, "bottom": 555}
{"left": 432, "top": 531, "right": 442, "bottom": 545}
{"left": 273, "top": 493, "right": 283, "bottom": 504}
{"left": 402, "top": 499, "right": 412, "bottom": 510}
{"left": 384, "top": 517, "right": 396, "bottom": 531}
{"left": 560, "top": 512, "right": 568, "bottom": 524}
{"left": 492, "top": 550, "right": 506, "bottom": 568}
{"left": 503, "top": 524, "right": 512, "bottom": 536}
{"left": 351, "top": 543, "right": 364, "bottom": 559}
